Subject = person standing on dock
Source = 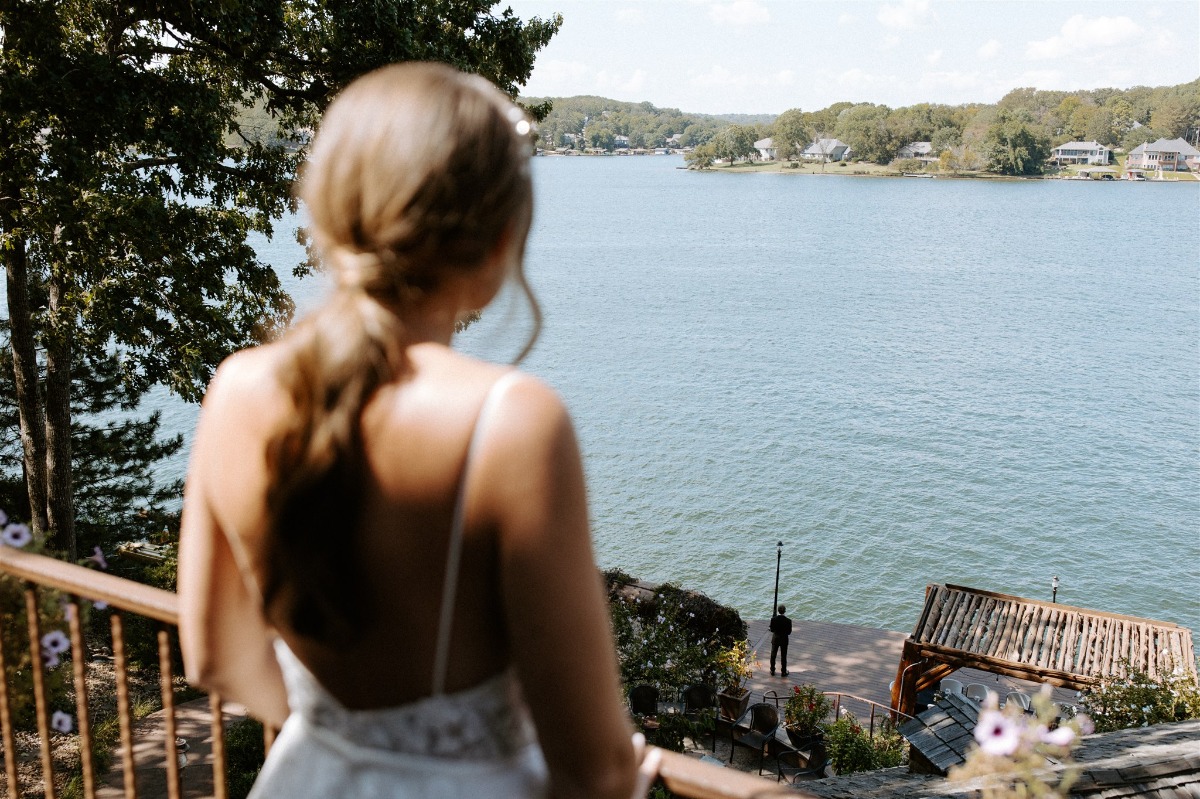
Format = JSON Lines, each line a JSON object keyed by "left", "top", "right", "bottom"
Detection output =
{"left": 769, "top": 605, "right": 792, "bottom": 677}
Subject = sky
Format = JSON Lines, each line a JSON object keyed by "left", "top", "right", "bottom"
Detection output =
{"left": 503, "top": 0, "right": 1200, "bottom": 114}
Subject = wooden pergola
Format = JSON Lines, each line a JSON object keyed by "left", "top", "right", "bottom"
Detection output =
{"left": 890, "top": 584, "right": 1197, "bottom": 716}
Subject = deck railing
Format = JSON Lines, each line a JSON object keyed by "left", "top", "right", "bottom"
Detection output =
{"left": 760, "top": 689, "right": 913, "bottom": 740}
{"left": 1, "top": 546, "right": 810, "bottom": 799}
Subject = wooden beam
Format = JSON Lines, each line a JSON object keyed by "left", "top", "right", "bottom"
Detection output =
{"left": 910, "top": 643, "right": 1100, "bottom": 691}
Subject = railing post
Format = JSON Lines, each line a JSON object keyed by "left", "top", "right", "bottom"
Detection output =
{"left": 24, "top": 584, "right": 56, "bottom": 799}
{"left": 110, "top": 613, "right": 139, "bottom": 799}
{"left": 156, "top": 625, "right": 181, "bottom": 799}
{"left": 0, "top": 625, "right": 21, "bottom": 799}
{"left": 67, "top": 598, "right": 96, "bottom": 798}
{"left": 209, "top": 693, "right": 227, "bottom": 799}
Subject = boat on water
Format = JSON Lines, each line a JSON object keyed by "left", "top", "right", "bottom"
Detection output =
{"left": 902, "top": 172, "right": 935, "bottom": 178}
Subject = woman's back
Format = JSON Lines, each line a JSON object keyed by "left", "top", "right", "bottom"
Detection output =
{"left": 198, "top": 342, "right": 515, "bottom": 707}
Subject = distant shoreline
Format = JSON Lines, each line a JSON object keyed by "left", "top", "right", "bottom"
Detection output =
{"left": 535, "top": 150, "right": 1200, "bottom": 182}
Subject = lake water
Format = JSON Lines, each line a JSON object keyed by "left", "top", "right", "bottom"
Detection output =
{"left": 102, "top": 156, "right": 1200, "bottom": 634}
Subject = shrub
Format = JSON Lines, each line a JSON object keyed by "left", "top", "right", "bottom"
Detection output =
{"left": 891, "top": 157, "right": 926, "bottom": 172}
{"left": 610, "top": 595, "right": 714, "bottom": 691}
{"left": 712, "top": 639, "right": 753, "bottom": 695}
{"left": 225, "top": 717, "right": 266, "bottom": 799}
{"left": 1081, "top": 659, "right": 1200, "bottom": 732}
{"left": 651, "top": 583, "right": 745, "bottom": 648}
{"left": 824, "top": 712, "right": 876, "bottom": 775}
{"left": 871, "top": 717, "right": 907, "bottom": 768}
{"left": 784, "top": 684, "right": 833, "bottom": 735}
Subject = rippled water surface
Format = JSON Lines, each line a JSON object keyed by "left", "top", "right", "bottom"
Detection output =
{"left": 154, "top": 156, "right": 1200, "bottom": 633}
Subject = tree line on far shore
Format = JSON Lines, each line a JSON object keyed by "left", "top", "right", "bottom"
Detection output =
{"left": 526, "top": 78, "right": 1200, "bottom": 176}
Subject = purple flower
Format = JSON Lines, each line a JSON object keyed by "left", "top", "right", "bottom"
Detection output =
{"left": 0, "top": 509, "right": 8, "bottom": 526}
{"left": 93, "top": 600, "right": 108, "bottom": 611}
{"left": 43, "top": 652, "right": 61, "bottom": 669}
{"left": 1, "top": 523, "right": 32, "bottom": 548}
{"left": 86, "top": 547, "right": 108, "bottom": 570}
{"left": 41, "top": 630, "right": 70, "bottom": 655}
{"left": 50, "top": 711, "right": 73, "bottom": 733}
{"left": 974, "top": 710, "right": 1022, "bottom": 756}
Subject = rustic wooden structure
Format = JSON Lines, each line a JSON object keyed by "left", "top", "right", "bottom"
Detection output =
{"left": 890, "top": 584, "right": 1197, "bottom": 717}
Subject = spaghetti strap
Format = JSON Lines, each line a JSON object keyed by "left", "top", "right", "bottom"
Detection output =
{"left": 430, "top": 370, "right": 524, "bottom": 695}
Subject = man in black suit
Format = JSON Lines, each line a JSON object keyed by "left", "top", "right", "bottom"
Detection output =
{"left": 769, "top": 604, "right": 792, "bottom": 677}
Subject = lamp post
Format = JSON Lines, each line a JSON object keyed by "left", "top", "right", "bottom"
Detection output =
{"left": 772, "top": 541, "right": 783, "bottom": 615}
{"left": 1052, "top": 575, "right": 1060, "bottom": 604}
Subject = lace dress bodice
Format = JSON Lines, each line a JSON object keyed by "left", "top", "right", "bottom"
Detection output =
{"left": 274, "top": 640, "right": 538, "bottom": 760}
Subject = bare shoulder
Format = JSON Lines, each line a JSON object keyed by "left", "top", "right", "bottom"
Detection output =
{"left": 202, "top": 343, "right": 290, "bottom": 412}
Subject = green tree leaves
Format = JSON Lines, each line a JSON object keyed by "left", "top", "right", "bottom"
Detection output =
{"left": 0, "top": 1, "right": 560, "bottom": 557}
{"left": 983, "top": 109, "right": 1051, "bottom": 175}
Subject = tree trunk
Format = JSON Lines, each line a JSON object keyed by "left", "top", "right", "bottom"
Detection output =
{"left": 44, "top": 274, "right": 76, "bottom": 559}
{"left": 2, "top": 222, "right": 50, "bottom": 539}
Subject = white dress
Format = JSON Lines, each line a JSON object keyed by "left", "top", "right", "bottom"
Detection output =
{"left": 247, "top": 373, "right": 550, "bottom": 798}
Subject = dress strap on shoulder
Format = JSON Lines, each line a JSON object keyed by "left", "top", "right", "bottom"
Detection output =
{"left": 430, "top": 370, "right": 524, "bottom": 695}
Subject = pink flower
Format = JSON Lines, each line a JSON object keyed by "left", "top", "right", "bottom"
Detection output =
{"left": 50, "top": 711, "right": 73, "bottom": 733}
{"left": 1076, "top": 714, "right": 1094, "bottom": 736}
{"left": 974, "top": 710, "right": 1022, "bottom": 756}
{"left": 1041, "top": 725, "right": 1075, "bottom": 746}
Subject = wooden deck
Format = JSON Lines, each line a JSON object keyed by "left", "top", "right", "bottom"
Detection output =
{"left": 742, "top": 618, "right": 1081, "bottom": 712}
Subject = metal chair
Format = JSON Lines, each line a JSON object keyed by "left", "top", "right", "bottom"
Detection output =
{"left": 729, "top": 702, "right": 780, "bottom": 774}
{"left": 939, "top": 678, "right": 965, "bottom": 697}
{"left": 1004, "top": 691, "right": 1032, "bottom": 712}
{"left": 762, "top": 689, "right": 785, "bottom": 708}
{"left": 629, "top": 684, "right": 658, "bottom": 717}
{"left": 965, "top": 683, "right": 990, "bottom": 704}
{"left": 776, "top": 739, "right": 828, "bottom": 784}
{"left": 680, "top": 684, "right": 717, "bottom": 749}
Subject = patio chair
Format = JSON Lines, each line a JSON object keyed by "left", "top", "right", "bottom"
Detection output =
{"left": 1004, "top": 691, "right": 1032, "bottom": 712}
{"left": 965, "top": 683, "right": 990, "bottom": 704}
{"left": 629, "top": 684, "right": 658, "bottom": 717}
{"left": 939, "top": 678, "right": 964, "bottom": 697}
{"left": 680, "top": 684, "right": 717, "bottom": 749}
{"left": 728, "top": 702, "right": 780, "bottom": 774}
{"left": 776, "top": 739, "right": 828, "bottom": 784}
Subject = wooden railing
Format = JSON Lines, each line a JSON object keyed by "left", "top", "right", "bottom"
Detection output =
{"left": 1, "top": 546, "right": 809, "bottom": 799}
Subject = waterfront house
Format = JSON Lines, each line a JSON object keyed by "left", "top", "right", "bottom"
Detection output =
{"left": 1125, "top": 137, "right": 1200, "bottom": 172}
{"left": 753, "top": 136, "right": 777, "bottom": 160}
{"left": 802, "top": 138, "right": 852, "bottom": 162}
{"left": 1050, "top": 141, "right": 1112, "bottom": 166}
{"left": 896, "top": 141, "right": 935, "bottom": 161}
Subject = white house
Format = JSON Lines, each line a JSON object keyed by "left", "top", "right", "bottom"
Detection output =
{"left": 896, "top": 141, "right": 934, "bottom": 161}
{"left": 1125, "top": 138, "right": 1200, "bottom": 172}
{"left": 802, "top": 138, "right": 851, "bottom": 162}
{"left": 1050, "top": 141, "right": 1112, "bottom": 165}
{"left": 753, "top": 137, "right": 777, "bottom": 160}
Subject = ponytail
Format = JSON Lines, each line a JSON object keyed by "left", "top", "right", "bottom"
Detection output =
{"left": 262, "top": 284, "right": 403, "bottom": 644}
{"left": 261, "top": 62, "right": 536, "bottom": 646}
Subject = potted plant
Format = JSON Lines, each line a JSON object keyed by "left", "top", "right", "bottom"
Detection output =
{"left": 713, "top": 639, "right": 754, "bottom": 720}
{"left": 784, "top": 683, "right": 833, "bottom": 748}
